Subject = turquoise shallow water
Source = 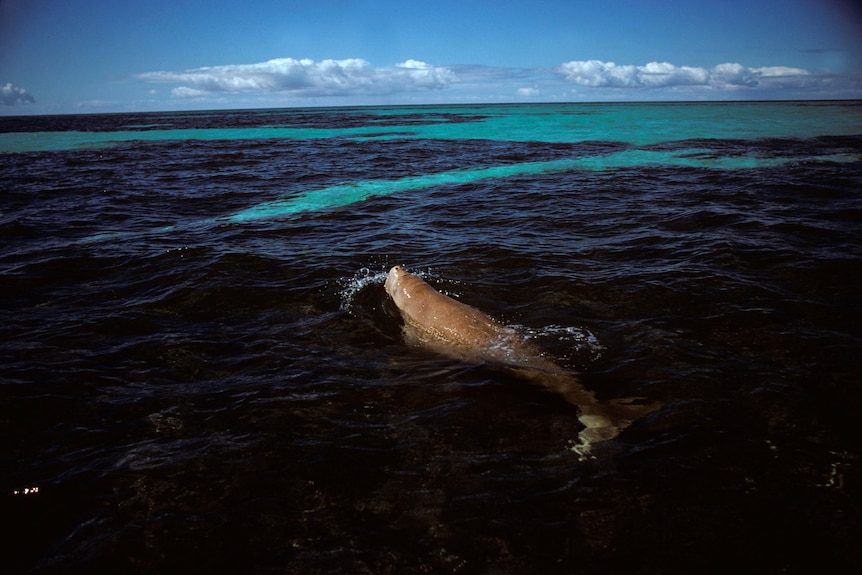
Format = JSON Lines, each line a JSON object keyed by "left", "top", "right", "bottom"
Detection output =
{"left": 2, "top": 102, "right": 861, "bottom": 574}
{"left": 3, "top": 101, "right": 862, "bottom": 152}
{"left": 5, "top": 101, "right": 861, "bottom": 239}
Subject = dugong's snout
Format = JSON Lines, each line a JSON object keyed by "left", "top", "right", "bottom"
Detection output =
{"left": 384, "top": 265, "right": 404, "bottom": 300}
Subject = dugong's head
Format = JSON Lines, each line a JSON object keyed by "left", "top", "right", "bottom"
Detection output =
{"left": 386, "top": 265, "right": 434, "bottom": 313}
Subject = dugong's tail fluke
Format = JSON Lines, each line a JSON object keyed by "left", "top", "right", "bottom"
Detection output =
{"left": 525, "top": 370, "right": 660, "bottom": 458}
{"left": 573, "top": 397, "right": 662, "bottom": 458}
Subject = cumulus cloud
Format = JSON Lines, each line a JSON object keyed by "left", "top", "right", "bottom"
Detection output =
{"left": 138, "top": 58, "right": 455, "bottom": 98}
{"left": 1, "top": 82, "right": 35, "bottom": 105}
{"left": 557, "top": 60, "right": 811, "bottom": 90}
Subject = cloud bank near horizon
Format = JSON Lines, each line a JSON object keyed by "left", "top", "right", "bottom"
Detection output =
{"left": 1, "top": 83, "right": 35, "bottom": 105}
{"left": 137, "top": 58, "right": 455, "bottom": 98}
{"left": 135, "top": 56, "right": 855, "bottom": 104}
{"left": 557, "top": 60, "right": 813, "bottom": 90}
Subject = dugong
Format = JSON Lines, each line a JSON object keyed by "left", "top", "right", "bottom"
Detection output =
{"left": 384, "top": 265, "right": 657, "bottom": 456}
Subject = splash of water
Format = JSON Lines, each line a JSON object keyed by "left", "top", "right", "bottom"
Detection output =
{"left": 338, "top": 267, "right": 390, "bottom": 313}
{"left": 520, "top": 324, "right": 605, "bottom": 362}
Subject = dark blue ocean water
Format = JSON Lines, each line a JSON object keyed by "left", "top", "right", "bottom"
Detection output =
{"left": 2, "top": 102, "right": 862, "bottom": 573}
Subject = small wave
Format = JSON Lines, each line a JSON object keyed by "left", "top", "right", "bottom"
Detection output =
{"left": 519, "top": 324, "right": 605, "bottom": 362}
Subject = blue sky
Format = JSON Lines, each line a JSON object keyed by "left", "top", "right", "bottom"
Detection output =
{"left": 1, "top": 0, "right": 861, "bottom": 114}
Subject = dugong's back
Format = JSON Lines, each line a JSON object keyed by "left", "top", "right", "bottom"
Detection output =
{"left": 385, "top": 265, "right": 531, "bottom": 362}
{"left": 385, "top": 265, "right": 574, "bottom": 374}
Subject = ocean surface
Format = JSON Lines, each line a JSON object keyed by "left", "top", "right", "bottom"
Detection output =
{"left": 2, "top": 101, "right": 861, "bottom": 573}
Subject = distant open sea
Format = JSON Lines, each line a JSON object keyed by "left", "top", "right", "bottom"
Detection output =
{"left": 2, "top": 101, "right": 861, "bottom": 574}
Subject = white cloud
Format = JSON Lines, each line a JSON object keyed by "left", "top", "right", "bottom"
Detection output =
{"left": 709, "top": 63, "right": 758, "bottom": 87}
{"left": 171, "top": 87, "right": 208, "bottom": 98}
{"left": 138, "top": 58, "right": 455, "bottom": 98}
{"left": 516, "top": 87, "right": 540, "bottom": 97}
{"left": 557, "top": 60, "right": 812, "bottom": 90}
{"left": 755, "top": 66, "right": 810, "bottom": 77}
{"left": 1, "top": 82, "right": 35, "bottom": 105}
